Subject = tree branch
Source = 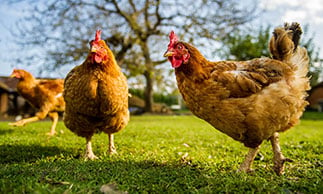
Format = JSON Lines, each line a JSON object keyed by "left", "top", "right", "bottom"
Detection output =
{"left": 129, "top": 0, "right": 137, "bottom": 12}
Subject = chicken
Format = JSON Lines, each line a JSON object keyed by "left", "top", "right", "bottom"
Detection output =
{"left": 164, "top": 22, "right": 310, "bottom": 175}
{"left": 63, "top": 30, "right": 129, "bottom": 160}
{"left": 9, "top": 69, "right": 65, "bottom": 136}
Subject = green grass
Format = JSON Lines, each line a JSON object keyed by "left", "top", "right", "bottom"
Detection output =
{"left": 0, "top": 112, "right": 322, "bottom": 193}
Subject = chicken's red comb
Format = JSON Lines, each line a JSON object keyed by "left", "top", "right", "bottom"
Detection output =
{"left": 168, "top": 31, "right": 178, "bottom": 48}
{"left": 95, "top": 30, "right": 102, "bottom": 41}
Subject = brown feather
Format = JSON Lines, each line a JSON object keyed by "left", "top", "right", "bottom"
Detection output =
{"left": 173, "top": 32, "right": 309, "bottom": 148}
{"left": 63, "top": 36, "right": 129, "bottom": 139}
{"left": 13, "top": 69, "right": 65, "bottom": 117}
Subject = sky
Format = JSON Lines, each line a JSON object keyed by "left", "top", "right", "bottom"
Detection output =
{"left": 0, "top": 0, "right": 323, "bottom": 78}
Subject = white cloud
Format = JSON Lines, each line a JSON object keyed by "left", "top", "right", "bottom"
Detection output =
{"left": 282, "top": 10, "right": 307, "bottom": 23}
{"left": 303, "top": 0, "right": 323, "bottom": 12}
{"left": 260, "top": 0, "right": 300, "bottom": 10}
{"left": 260, "top": 0, "right": 323, "bottom": 24}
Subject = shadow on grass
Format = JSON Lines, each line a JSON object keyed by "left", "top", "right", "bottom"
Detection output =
{"left": 0, "top": 158, "right": 234, "bottom": 193}
{"left": 1, "top": 153, "right": 321, "bottom": 193}
{"left": 1, "top": 157, "right": 321, "bottom": 193}
{"left": 66, "top": 159, "right": 213, "bottom": 192}
{"left": 0, "top": 144, "right": 75, "bottom": 164}
{"left": 0, "top": 128, "right": 14, "bottom": 135}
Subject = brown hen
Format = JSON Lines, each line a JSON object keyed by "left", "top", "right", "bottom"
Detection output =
{"left": 63, "top": 30, "right": 129, "bottom": 160}
{"left": 164, "top": 23, "right": 310, "bottom": 175}
{"left": 9, "top": 69, "right": 65, "bottom": 136}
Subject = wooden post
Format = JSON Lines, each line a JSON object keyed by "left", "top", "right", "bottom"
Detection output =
{"left": 0, "top": 93, "right": 8, "bottom": 115}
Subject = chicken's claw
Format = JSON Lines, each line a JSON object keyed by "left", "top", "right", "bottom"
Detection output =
{"left": 237, "top": 167, "right": 255, "bottom": 174}
{"left": 84, "top": 153, "right": 98, "bottom": 160}
{"left": 273, "top": 157, "right": 294, "bottom": 175}
{"left": 238, "top": 146, "right": 260, "bottom": 173}
{"left": 84, "top": 138, "right": 98, "bottom": 160}
{"left": 109, "top": 149, "right": 118, "bottom": 155}
{"left": 46, "top": 131, "right": 57, "bottom": 136}
{"left": 108, "top": 144, "right": 118, "bottom": 155}
{"left": 8, "top": 120, "right": 26, "bottom": 127}
{"left": 108, "top": 134, "right": 118, "bottom": 155}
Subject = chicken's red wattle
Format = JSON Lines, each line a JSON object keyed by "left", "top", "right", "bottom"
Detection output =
{"left": 170, "top": 56, "right": 182, "bottom": 68}
{"left": 93, "top": 54, "right": 103, "bottom": 63}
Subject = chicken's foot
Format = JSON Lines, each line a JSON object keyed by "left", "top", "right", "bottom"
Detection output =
{"left": 47, "top": 112, "right": 58, "bottom": 136}
{"left": 238, "top": 146, "right": 260, "bottom": 173}
{"left": 109, "top": 134, "right": 117, "bottom": 155}
{"left": 270, "top": 132, "right": 293, "bottom": 175}
{"left": 9, "top": 116, "right": 40, "bottom": 127}
{"left": 85, "top": 137, "right": 98, "bottom": 160}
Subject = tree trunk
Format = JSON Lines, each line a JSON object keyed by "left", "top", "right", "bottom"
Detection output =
{"left": 140, "top": 40, "right": 154, "bottom": 113}
{"left": 143, "top": 70, "right": 153, "bottom": 112}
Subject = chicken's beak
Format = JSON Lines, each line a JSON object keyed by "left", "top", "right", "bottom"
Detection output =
{"left": 91, "top": 47, "right": 97, "bottom": 53}
{"left": 163, "top": 51, "right": 174, "bottom": 57}
{"left": 9, "top": 73, "right": 16, "bottom": 78}
{"left": 90, "top": 45, "right": 98, "bottom": 53}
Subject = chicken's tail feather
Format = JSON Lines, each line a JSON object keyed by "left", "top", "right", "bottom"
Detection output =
{"left": 284, "top": 22, "right": 302, "bottom": 52}
{"left": 290, "top": 47, "right": 309, "bottom": 78}
{"left": 269, "top": 22, "right": 309, "bottom": 78}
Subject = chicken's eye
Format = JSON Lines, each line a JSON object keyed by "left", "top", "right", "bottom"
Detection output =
{"left": 177, "top": 45, "right": 183, "bottom": 49}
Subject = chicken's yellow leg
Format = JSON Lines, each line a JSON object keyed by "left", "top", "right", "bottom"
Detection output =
{"left": 238, "top": 146, "right": 260, "bottom": 173}
{"left": 108, "top": 133, "right": 117, "bottom": 155}
{"left": 9, "top": 116, "right": 40, "bottom": 127}
{"left": 48, "top": 112, "right": 58, "bottom": 136}
{"left": 270, "top": 132, "right": 293, "bottom": 175}
{"left": 85, "top": 136, "right": 98, "bottom": 160}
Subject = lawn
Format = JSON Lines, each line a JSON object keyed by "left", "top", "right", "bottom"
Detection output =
{"left": 0, "top": 112, "right": 322, "bottom": 193}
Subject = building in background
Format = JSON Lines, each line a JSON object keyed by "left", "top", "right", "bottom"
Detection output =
{"left": 307, "top": 82, "right": 323, "bottom": 112}
{"left": 0, "top": 76, "right": 34, "bottom": 119}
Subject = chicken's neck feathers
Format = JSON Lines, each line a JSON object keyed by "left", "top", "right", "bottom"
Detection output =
{"left": 17, "top": 76, "right": 37, "bottom": 92}
{"left": 16, "top": 81, "right": 38, "bottom": 103}
{"left": 175, "top": 53, "right": 212, "bottom": 83}
{"left": 84, "top": 55, "right": 121, "bottom": 78}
